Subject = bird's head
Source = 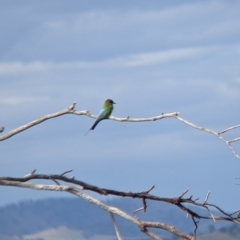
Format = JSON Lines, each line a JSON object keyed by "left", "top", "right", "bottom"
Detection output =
{"left": 105, "top": 99, "right": 116, "bottom": 105}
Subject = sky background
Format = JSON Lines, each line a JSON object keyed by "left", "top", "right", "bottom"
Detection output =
{"left": 1, "top": 0, "right": 240, "bottom": 216}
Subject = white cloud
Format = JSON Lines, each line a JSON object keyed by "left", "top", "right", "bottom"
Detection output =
{"left": 0, "top": 97, "right": 35, "bottom": 105}
{"left": 0, "top": 46, "right": 209, "bottom": 75}
{"left": 215, "top": 81, "right": 240, "bottom": 101}
{"left": 0, "top": 62, "right": 48, "bottom": 75}
{"left": 42, "top": 1, "right": 240, "bottom": 45}
{"left": 110, "top": 47, "right": 207, "bottom": 67}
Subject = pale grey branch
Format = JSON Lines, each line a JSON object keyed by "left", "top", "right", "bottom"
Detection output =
{"left": 1, "top": 103, "right": 240, "bottom": 159}
{"left": 229, "top": 137, "right": 240, "bottom": 144}
{"left": 219, "top": 125, "right": 240, "bottom": 134}
{"left": 144, "top": 222, "right": 196, "bottom": 240}
{"left": 0, "top": 180, "right": 71, "bottom": 191}
{"left": 0, "top": 102, "right": 77, "bottom": 141}
{"left": 175, "top": 116, "right": 240, "bottom": 159}
{"left": 0, "top": 102, "right": 178, "bottom": 141}
{"left": 110, "top": 213, "right": 123, "bottom": 240}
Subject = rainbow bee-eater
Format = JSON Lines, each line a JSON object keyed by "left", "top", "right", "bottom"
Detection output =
{"left": 85, "top": 99, "right": 116, "bottom": 135}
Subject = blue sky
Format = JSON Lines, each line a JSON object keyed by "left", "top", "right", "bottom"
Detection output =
{"left": 1, "top": 0, "right": 240, "bottom": 215}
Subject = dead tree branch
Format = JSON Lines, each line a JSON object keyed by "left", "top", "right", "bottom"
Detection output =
{"left": 175, "top": 115, "right": 240, "bottom": 159}
{"left": 1, "top": 170, "right": 240, "bottom": 239}
{"left": 0, "top": 102, "right": 240, "bottom": 159}
{"left": 110, "top": 213, "right": 123, "bottom": 240}
{"left": 0, "top": 178, "right": 193, "bottom": 240}
{"left": 0, "top": 102, "right": 76, "bottom": 140}
{"left": 0, "top": 102, "right": 178, "bottom": 141}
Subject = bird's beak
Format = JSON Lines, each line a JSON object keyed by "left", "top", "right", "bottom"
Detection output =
{"left": 113, "top": 102, "right": 116, "bottom": 104}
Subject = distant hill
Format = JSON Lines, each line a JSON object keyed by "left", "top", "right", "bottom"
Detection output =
{"left": 199, "top": 232, "right": 240, "bottom": 240}
{"left": 0, "top": 197, "right": 238, "bottom": 240}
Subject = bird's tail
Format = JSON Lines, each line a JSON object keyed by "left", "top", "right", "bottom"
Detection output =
{"left": 84, "top": 129, "right": 91, "bottom": 136}
{"left": 90, "top": 120, "right": 99, "bottom": 130}
{"left": 84, "top": 120, "right": 99, "bottom": 136}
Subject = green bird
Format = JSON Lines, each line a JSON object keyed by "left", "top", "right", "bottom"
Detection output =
{"left": 85, "top": 99, "right": 116, "bottom": 135}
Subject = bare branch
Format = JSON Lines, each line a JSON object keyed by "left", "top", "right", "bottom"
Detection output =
{"left": 134, "top": 198, "right": 148, "bottom": 214}
{"left": 0, "top": 102, "right": 178, "bottom": 141}
{"left": 180, "top": 189, "right": 189, "bottom": 198}
{"left": 143, "top": 185, "right": 155, "bottom": 194}
{"left": 229, "top": 137, "right": 240, "bottom": 144}
{"left": 203, "top": 191, "right": 210, "bottom": 205}
{"left": 0, "top": 178, "right": 196, "bottom": 240}
{"left": 60, "top": 170, "right": 73, "bottom": 176}
{"left": 23, "top": 169, "right": 36, "bottom": 178}
{"left": 218, "top": 124, "right": 240, "bottom": 134}
{"left": 0, "top": 102, "right": 77, "bottom": 141}
{"left": 108, "top": 112, "right": 179, "bottom": 123}
{"left": 133, "top": 206, "right": 145, "bottom": 214}
{"left": 144, "top": 222, "right": 196, "bottom": 240}
{"left": 1, "top": 103, "right": 240, "bottom": 159}
{"left": 1, "top": 171, "right": 239, "bottom": 239}
{"left": 110, "top": 213, "right": 123, "bottom": 240}
{"left": 0, "top": 179, "right": 71, "bottom": 191}
{"left": 174, "top": 115, "right": 240, "bottom": 159}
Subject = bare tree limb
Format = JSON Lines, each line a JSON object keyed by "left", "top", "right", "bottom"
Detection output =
{"left": 1, "top": 103, "right": 240, "bottom": 159}
{"left": 110, "top": 213, "right": 123, "bottom": 240}
{"left": 219, "top": 125, "right": 240, "bottom": 134}
{"left": 174, "top": 115, "right": 240, "bottom": 159}
{"left": 0, "top": 102, "right": 179, "bottom": 141}
{"left": 0, "top": 178, "right": 196, "bottom": 240}
{"left": 0, "top": 102, "right": 77, "bottom": 141}
{"left": 1, "top": 170, "right": 240, "bottom": 239}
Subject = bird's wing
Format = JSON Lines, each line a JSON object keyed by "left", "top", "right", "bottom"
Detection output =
{"left": 97, "top": 106, "right": 112, "bottom": 120}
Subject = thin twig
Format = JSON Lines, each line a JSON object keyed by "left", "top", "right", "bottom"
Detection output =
{"left": 110, "top": 213, "right": 123, "bottom": 240}
{"left": 174, "top": 115, "right": 240, "bottom": 159}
